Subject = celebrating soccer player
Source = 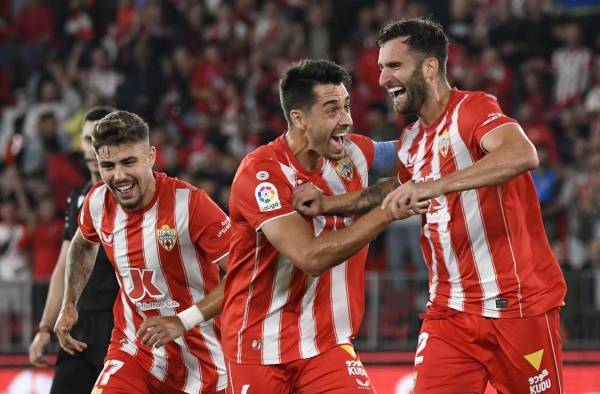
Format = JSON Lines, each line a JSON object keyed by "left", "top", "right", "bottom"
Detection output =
{"left": 54, "top": 111, "right": 230, "bottom": 393}
{"left": 221, "top": 59, "right": 426, "bottom": 394}
{"left": 294, "top": 18, "right": 567, "bottom": 394}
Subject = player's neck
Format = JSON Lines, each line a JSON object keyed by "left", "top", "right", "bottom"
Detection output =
{"left": 285, "top": 130, "right": 321, "bottom": 172}
{"left": 418, "top": 82, "right": 451, "bottom": 128}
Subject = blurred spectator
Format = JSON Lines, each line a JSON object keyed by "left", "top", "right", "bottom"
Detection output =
{"left": 552, "top": 22, "right": 594, "bottom": 105}
{"left": 20, "top": 194, "right": 62, "bottom": 323}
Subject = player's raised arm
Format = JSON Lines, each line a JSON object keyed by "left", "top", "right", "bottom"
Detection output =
{"left": 382, "top": 123, "right": 538, "bottom": 218}
{"left": 54, "top": 230, "right": 99, "bottom": 355}
{"left": 294, "top": 177, "right": 398, "bottom": 217}
{"left": 261, "top": 202, "right": 425, "bottom": 277}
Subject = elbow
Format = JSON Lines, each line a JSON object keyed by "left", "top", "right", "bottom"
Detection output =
{"left": 289, "top": 252, "right": 326, "bottom": 277}
{"left": 522, "top": 146, "right": 539, "bottom": 171}
{"left": 512, "top": 144, "right": 539, "bottom": 174}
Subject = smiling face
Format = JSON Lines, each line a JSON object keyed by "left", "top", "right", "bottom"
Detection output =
{"left": 378, "top": 36, "right": 429, "bottom": 115}
{"left": 297, "top": 83, "right": 353, "bottom": 161}
{"left": 96, "top": 142, "right": 156, "bottom": 211}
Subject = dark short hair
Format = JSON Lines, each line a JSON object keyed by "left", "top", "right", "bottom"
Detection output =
{"left": 376, "top": 17, "right": 448, "bottom": 75}
{"left": 279, "top": 59, "right": 352, "bottom": 123}
{"left": 92, "top": 110, "right": 149, "bottom": 151}
{"left": 84, "top": 106, "right": 115, "bottom": 122}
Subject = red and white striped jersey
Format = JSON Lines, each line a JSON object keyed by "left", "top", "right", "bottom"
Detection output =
{"left": 222, "top": 134, "right": 375, "bottom": 365}
{"left": 396, "top": 88, "right": 566, "bottom": 319}
{"left": 79, "top": 172, "right": 230, "bottom": 393}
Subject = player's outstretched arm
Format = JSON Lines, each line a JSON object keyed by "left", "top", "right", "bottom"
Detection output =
{"left": 28, "top": 240, "right": 70, "bottom": 366}
{"left": 262, "top": 200, "right": 426, "bottom": 277}
{"left": 294, "top": 178, "right": 398, "bottom": 217}
{"left": 382, "top": 124, "right": 538, "bottom": 217}
{"left": 54, "top": 230, "right": 99, "bottom": 355}
{"left": 137, "top": 255, "right": 229, "bottom": 347}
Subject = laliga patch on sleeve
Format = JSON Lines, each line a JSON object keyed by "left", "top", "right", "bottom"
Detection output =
{"left": 255, "top": 182, "right": 282, "bottom": 212}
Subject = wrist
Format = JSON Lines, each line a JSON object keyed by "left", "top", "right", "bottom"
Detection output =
{"left": 38, "top": 324, "right": 53, "bottom": 335}
{"left": 177, "top": 305, "right": 205, "bottom": 331}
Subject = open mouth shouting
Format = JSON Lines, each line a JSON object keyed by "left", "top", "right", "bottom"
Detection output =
{"left": 329, "top": 130, "right": 347, "bottom": 155}
{"left": 388, "top": 85, "right": 407, "bottom": 104}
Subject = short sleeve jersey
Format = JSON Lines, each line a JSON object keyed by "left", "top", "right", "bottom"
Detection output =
{"left": 222, "top": 133, "right": 376, "bottom": 365}
{"left": 78, "top": 172, "right": 231, "bottom": 393}
{"left": 396, "top": 88, "right": 566, "bottom": 319}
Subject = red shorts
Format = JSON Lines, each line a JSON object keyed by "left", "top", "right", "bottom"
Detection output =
{"left": 226, "top": 344, "right": 376, "bottom": 394}
{"left": 91, "top": 348, "right": 226, "bottom": 394}
{"left": 414, "top": 307, "right": 563, "bottom": 393}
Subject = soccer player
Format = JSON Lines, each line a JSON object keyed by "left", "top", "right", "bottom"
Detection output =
{"left": 295, "top": 18, "right": 567, "bottom": 394}
{"left": 221, "top": 59, "right": 426, "bottom": 394}
{"left": 54, "top": 111, "right": 230, "bottom": 393}
{"left": 28, "top": 106, "right": 119, "bottom": 394}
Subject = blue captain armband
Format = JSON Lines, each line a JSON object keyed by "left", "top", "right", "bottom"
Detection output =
{"left": 370, "top": 141, "right": 397, "bottom": 177}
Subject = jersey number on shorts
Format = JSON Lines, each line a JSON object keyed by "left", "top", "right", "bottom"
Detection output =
{"left": 415, "top": 332, "right": 429, "bottom": 365}
{"left": 96, "top": 359, "right": 125, "bottom": 386}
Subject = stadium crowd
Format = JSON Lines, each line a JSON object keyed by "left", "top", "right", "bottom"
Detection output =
{"left": 0, "top": 0, "right": 599, "bottom": 348}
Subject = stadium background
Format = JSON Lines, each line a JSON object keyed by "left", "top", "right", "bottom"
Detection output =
{"left": 0, "top": 0, "right": 599, "bottom": 392}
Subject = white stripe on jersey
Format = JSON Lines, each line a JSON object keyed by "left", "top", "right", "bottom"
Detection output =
{"left": 320, "top": 162, "right": 353, "bottom": 342}
{"left": 398, "top": 121, "right": 420, "bottom": 169}
{"left": 175, "top": 189, "right": 206, "bottom": 301}
{"left": 429, "top": 119, "right": 464, "bottom": 311}
{"left": 141, "top": 203, "right": 169, "bottom": 383}
{"left": 112, "top": 205, "right": 139, "bottom": 356}
{"left": 449, "top": 95, "right": 500, "bottom": 317}
{"left": 299, "top": 276, "right": 319, "bottom": 358}
{"left": 88, "top": 185, "right": 107, "bottom": 235}
{"left": 237, "top": 232, "right": 262, "bottom": 363}
{"left": 331, "top": 263, "right": 352, "bottom": 343}
{"left": 119, "top": 292, "right": 138, "bottom": 356}
{"left": 279, "top": 162, "right": 297, "bottom": 186}
{"left": 262, "top": 257, "right": 294, "bottom": 364}
{"left": 175, "top": 189, "right": 227, "bottom": 384}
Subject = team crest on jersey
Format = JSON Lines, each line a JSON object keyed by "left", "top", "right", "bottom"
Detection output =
{"left": 335, "top": 156, "right": 354, "bottom": 181}
{"left": 438, "top": 129, "right": 451, "bottom": 158}
{"left": 255, "top": 182, "right": 281, "bottom": 212}
{"left": 156, "top": 224, "right": 178, "bottom": 251}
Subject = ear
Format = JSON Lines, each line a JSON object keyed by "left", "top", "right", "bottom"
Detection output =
{"left": 148, "top": 145, "right": 157, "bottom": 167}
{"left": 422, "top": 58, "right": 439, "bottom": 82}
{"left": 290, "top": 109, "right": 306, "bottom": 130}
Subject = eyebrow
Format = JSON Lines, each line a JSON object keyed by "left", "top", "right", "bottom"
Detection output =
{"left": 99, "top": 156, "right": 137, "bottom": 164}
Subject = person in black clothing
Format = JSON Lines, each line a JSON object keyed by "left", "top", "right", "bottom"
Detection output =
{"left": 28, "top": 106, "right": 119, "bottom": 394}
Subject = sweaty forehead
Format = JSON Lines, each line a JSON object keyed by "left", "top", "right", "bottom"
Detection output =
{"left": 313, "top": 84, "right": 349, "bottom": 104}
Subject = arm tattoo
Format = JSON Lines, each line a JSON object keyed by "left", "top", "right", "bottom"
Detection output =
{"left": 331, "top": 178, "right": 399, "bottom": 215}
{"left": 64, "top": 236, "right": 98, "bottom": 306}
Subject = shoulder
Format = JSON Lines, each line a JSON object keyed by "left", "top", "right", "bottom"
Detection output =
{"left": 236, "top": 144, "right": 286, "bottom": 180}
{"left": 459, "top": 90, "right": 500, "bottom": 110}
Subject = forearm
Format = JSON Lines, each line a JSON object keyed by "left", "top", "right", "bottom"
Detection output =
{"left": 322, "top": 178, "right": 397, "bottom": 216}
{"left": 193, "top": 281, "right": 224, "bottom": 321}
{"left": 39, "top": 242, "right": 69, "bottom": 328}
{"left": 304, "top": 207, "right": 392, "bottom": 275}
{"left": 435, "top": 143, "right": 538, "bottom": 194}
{"left": 63, "top": 236, "right": 98, "bottom": 307}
